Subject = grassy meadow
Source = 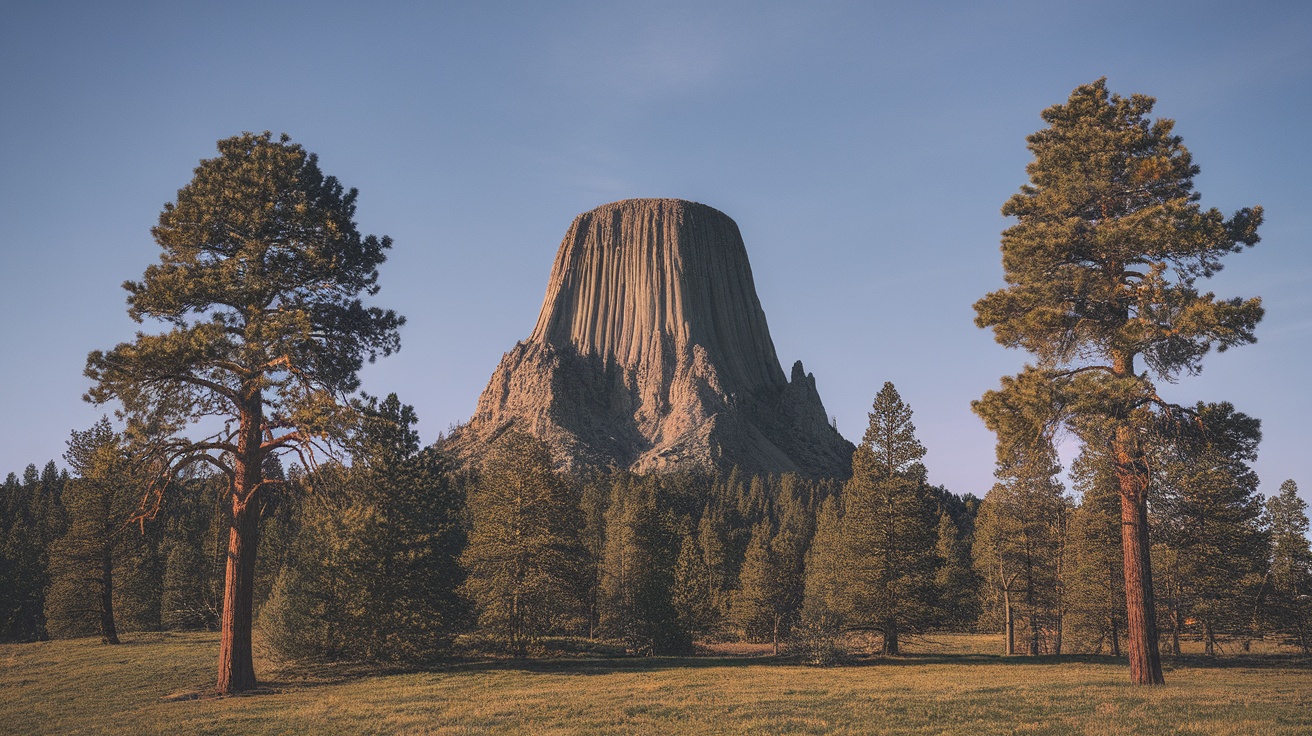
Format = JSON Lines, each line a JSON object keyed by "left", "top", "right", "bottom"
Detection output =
{"left": 2, "top": 632, "right": 1310, "bottom": 735}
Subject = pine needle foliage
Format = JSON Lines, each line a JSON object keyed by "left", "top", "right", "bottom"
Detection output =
{"left": 1063, "top": 450, "right": 1127, "bottom": 655}
{"left": 260, "top": 395, "right": 468, "bottom": 665}
{"left": 1265, "top": 480, "right": 1312, "bottom": 651}
{"left": 83, "top": 131, "right": 403, "bottom": 693}
{"left": 597, "top": 475, "right": 686, "bottom": 655}
{"left": 44, "top": 419, "right": 154, "bottom": 643}
{"left": 973, "top": 443, "right": 1069, "bottom": 656}
{"left": 973, "top": 79, "right": 1263, "bottom": 685}
{"left": 1, "top": 463, "right": 66, "bottom": 642}
{"left": 460, "top": 432, "right": 584, "bottom": 656}
{"left": 840, "top": 382, "right": 941, "bottom": 655}
{"left": 1151, "top": 402, "right": 1268, "bottom": 655}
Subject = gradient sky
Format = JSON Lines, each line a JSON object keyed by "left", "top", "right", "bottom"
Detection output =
{"left": 2, "top": 1, "right": 1308, "bottom": 505}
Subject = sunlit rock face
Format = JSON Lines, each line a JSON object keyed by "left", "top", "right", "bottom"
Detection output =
{"left": 444, "top": 198, "right": 853, "bottom": 478}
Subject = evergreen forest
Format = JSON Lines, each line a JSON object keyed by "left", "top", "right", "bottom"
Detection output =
{"left": 2, "top": 81, "right": 1309, "bottom": 702}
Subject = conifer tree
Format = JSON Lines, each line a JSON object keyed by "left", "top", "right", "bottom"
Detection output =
{"left": 1265, "top": 480, "right": 1312, "bottom": 651}
{"left": 1151, "top": 402, "right": 1268, "bottom": 654}
{"left": 578, "top": 474, "right": 611, "bottom": 638}
{"left": 83, "top": 132, "right": 403, "bottom": 692}
{"left": 671, "top": 533, "right": 717, "bottom": 640}
{"left": 799, "top": 494, "right": 845, "bottom": 663}
{"left": 44, "top": 419, "right": 151, "bottom": 642}
{"left": 597, "top": 476, "right": 686, "bottom": 654}
{"left": 935, "top": 510, "right": 981, "bottom": 630}
{"left": 974, "top": 79, "right": 1263, "bottom": 684}
{"left": 973, "top": 444, "right": 1068, "bottom": 655}
{"left": 261, "top": 395, "right": 468, "bottom": 664}
{"left": 803, "top": 495, "right": 845, "bottom": 623}
{"left": 769, "top": 484, "right": 811, "bottom": 646}
{"left": 841, "top": 382, "right": 940, "bottom": 654}
{"left": 696, "top": 509, "right": 733, "bottom": 630}
{"left": 1063, "top": 450, "right": 1126, "bottom": 654}
{"left": 460, "top": 432, "right": 583, "bottom": 656}
{"left": 159, "top": 471, "right": 227, "bottom": 630}
{"left": 1, "top": 462, "right": 66, "bottom": 642}
{"left": 732, "top": 521, "right": 782, "bottom": 649}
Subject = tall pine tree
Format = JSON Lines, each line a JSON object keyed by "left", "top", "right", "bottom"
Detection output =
{"left": 83, "top": 132, "right": 404, "bottom": 692}
{"left": 1, "top": 463, "right": 66, "bottom": 642}
{"left": 597, "top": 475, "right": 687, "bottom": 654}
{"left": 460, "top": 432, "right": 583, "bottom": 656}
{"left": 974, "top": 79, "right": 1263, "bottom": 684}
{"left": 1064, "top": 449, "right": 1127, "bottom": 654}
{"left": 44, "top": 419, "right": 155, "bottom": 642}
{"left": 1265, "top": 480, "right": 1312, "bottom": 651}
{"left": 840, "top": 382, "right": 940, "bottom": 655}
{"left": 1151, "top": 402, "right": 1268, "bottom": 655}
{"left": 261, "top": 395, "right": 468, "bottom": 664}
{"left": 973, "top": 443, "right": 1068, "bottom": 655}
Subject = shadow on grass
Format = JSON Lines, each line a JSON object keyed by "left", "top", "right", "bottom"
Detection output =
{"left": 1161, "top": 652, "right": 1312, "bottom": 670}
{"left": 258, "top": 650, "right": 1308, "bottom": 693}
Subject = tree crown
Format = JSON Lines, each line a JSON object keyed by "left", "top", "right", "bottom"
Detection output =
{"left": 84, "top": 132, "right": 403, "bottom": 506}
{"left": 974, "top": 78, "right": 1262, "bottom": 379}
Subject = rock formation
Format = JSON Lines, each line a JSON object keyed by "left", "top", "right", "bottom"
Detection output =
{"left": 444, "top": 198, "right": 853, "bottom": 478}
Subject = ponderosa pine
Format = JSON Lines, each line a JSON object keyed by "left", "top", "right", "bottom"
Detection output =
{"left": 973, "top": 443, "right": 1068, "bottom": 656}
{"left": 44, "top": 419, "right": 145, "bottom": 643}
{"left": 841, "top": 382, "right": 940, "bottom": 655}
{"left": 460, "top": 432, "right": 583, "bottom": 656}
{"left": 974, "top": 79, "right": 1263, "bottom": 684}
{"left": 1152, "top": 402, "right": 1267, "bottom": 654}
{"left": 1064, "top": 450, "right": 1127, "bottom": 655}
{"left": 1266, "top": 480, "right": 1312, "bottom": 651}
{"left": 1, "top": 463, "right": 65, "bottom": 642}
{"left": 84, "top": 132, "right": 403, "bottom": 693}
{"left": 260, "top": 394, "right": 467, "bottom": 664}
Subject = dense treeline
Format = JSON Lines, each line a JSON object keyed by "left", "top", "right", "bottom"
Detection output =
{"left": 5, "top": 387, "right": 1309, "bottom": 667}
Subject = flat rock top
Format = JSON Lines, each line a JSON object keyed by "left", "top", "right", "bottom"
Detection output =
{"left": 530, "top": 197, "right": 785, "bottom": 391}
{"left": 573, "top": 197, "right": 731, "bottom": 220}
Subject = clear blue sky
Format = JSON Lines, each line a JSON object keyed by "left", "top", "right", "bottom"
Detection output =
{"left": 2, "top": 1, "right": 1308, "bottom": 504}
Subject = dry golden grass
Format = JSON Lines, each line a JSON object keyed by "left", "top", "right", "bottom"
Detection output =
{"left": 2, "top": 631, "right": 1309, "bottom": 735}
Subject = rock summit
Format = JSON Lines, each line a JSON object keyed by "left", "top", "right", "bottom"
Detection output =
{"left": 444, "top": 198, "right": 853, "bottom": 477}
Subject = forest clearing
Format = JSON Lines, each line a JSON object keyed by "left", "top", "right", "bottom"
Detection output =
{"left": 4, "top": 632, "right": 1309, "bottom": 735}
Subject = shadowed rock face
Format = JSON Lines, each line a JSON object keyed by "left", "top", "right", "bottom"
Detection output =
{"left": 445, "top": 198, "right": 853, "bottom": 478}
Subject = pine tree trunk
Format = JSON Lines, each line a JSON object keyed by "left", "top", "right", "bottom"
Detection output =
{"left": 1119, "top": 482, "right": 1164, "bottom": 684}
{"left": 1004, "top": 590, "right": 1014, "bottom": 656}
{"left": 1110, "top": 615, "right": 1120, "bottom": 657}
{"left": 512, "top": 591, "right": 526, "bottom": 658}
{"left": 1171, "top": 607, "right": 1182, "bottom": 656}
{"left": 99, "top": 544, "right": 120, "bottom": 645}
{"left": 884, "top": 619, "right": 899, "bottom": 655}
{"left": 216, "top": 492, "right": 261, "bottom": 694}
{"left": 1204, "top": 620, "right": 1216, "bottom": 656}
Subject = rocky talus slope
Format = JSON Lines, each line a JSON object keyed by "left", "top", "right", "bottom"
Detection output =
{"left": 443, "top": 198, "right": 853, "bottom": 478}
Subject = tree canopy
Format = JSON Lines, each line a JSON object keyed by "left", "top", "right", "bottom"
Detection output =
{"left": 839, "top": 382, "right": 940, "bottom": 655}
{"left": 973, "top": 79, "right": 1263, "bottom": 685}
{"left": 84, "top": 131, "right": 403, "bottom": 693}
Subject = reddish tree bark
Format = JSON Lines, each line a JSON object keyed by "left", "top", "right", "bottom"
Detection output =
{"left": 1117, "top": 432, "right": 1164, "bottom": 684}
{"left": 217, "top": 408, "right": 264, "bottom": 694}
{"left": 217, "top": 494, "right": 261, "bottom": 693}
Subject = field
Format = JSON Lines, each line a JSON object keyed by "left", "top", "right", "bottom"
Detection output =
{"left": 2, "top": 633, "right": 1310, "bottom": 735}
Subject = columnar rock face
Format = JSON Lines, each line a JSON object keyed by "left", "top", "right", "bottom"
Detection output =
{"left": 444, "top": 198, "right": 853, "bottom": 478}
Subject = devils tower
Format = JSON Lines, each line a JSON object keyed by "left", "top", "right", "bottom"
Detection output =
{"left": 445, "top": 198, "right": 853, "bottom": 477}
